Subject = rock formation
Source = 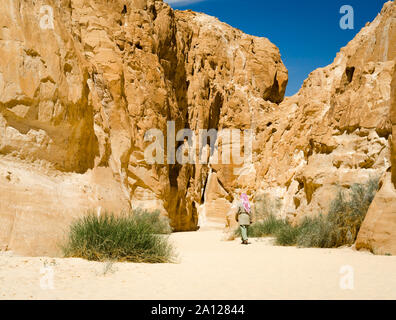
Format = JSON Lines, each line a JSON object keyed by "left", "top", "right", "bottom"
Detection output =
{"left": 356, "top": 7, "right": 396, "bottom": 254}
{"left": 0, "top": 0, "right": 286, "bottom": 255}
{"left": 355, "top": 172, "right": 396, "bottom": 255}
{"left": 0, "top": 0, "right": 394, "bottom": 256}
{"left": 247, "top": 0, "right": 395, "bottom": 222}
{"left": 205, "top": 1, "right": 396, "bottom": 254}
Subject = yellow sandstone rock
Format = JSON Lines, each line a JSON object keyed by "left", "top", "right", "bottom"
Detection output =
{"left": 0, "top": 0, "right": 286, "bottom": 255}
{"left": 0, "top": 0, "right": 394, "bottom": 255}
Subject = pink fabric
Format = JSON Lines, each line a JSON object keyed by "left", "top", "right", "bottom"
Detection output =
{"left": 240, "top": 193, "right": 251, "bottom": 213}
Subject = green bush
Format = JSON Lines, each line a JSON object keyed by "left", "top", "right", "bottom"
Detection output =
{"left": 274, "top": 223, "right": 300, "bottom": 246}
{"left": 132, "top": 208, "right": 173, "bottom": 235}
{"left": 250, "top": 214, "right": 288, "bottom": 237}
{"left": 324, "top": 178, "right": 379, "bottom": 247}
{"left": 295, "top": 215, "right": 334, "bottom": 248}
{"left": 62, "top": 210, "right": 174, "bottom": 263}
{"left": 234, "top": 214, "right": 287, "bottom": 238}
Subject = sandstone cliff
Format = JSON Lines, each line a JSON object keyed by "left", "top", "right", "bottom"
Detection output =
{"left": 0, "top": 0, "right": 394, "bottom": 256}
{"left": 204, "top": 1, "right": 396, "bottom": 252}
{"left": 249, "top": 1, "right": 395, "bottom": 221}
{"left": 0, "top": 0, "right": 286, "bottom": 255}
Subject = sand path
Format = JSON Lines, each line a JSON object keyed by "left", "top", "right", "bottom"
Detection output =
{"left": 1, "top": 230, "right": 395, "bottom": 299}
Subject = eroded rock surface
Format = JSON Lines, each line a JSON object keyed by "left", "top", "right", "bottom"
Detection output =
{"left": 0, "top": 0, "right": 286, "bottom": 255}
{"left": 201, "top": 1, "right": 396, "bottom": 252}
{"left": 356, "top": 173, "right": 396, "bottom": 255}
{"left": 247, "top": 1, "right": 395, "bottom": 223}
{"left": 0, "top": 0, "right": 394, "bottom": 256}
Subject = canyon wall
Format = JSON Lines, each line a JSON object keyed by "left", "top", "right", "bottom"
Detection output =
{"left": 355, "top": 13, "right": 396, "bottom": 255}
{"left": 0, "top": 0, "right": 286, "bottom": 254}
{"left": 203, "top": 1, "right": 396, "bottom": 250}
{"left": 249, "top": 1, "right": 395, "bottom": 221}
{"left": 0, "top": 0, "right": 394, "bottom": 255}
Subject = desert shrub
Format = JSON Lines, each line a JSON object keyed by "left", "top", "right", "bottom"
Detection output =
{"left": 249, "top": 214, "right": 288, "bottom": 237}
{"left": 324, "top": 178, "right": 379, "bottom": 247}
{"left": 295, "top": 215, "right": 334, "bottom": 248}
{"left": 234, "top": 214, "right": 287, "bottom": 237}
{"left": 132, "top": 208, "right": 172, "bottom": 234}
{"left": 62, "top": 210, "right": 174, "bottom": 263}
{"left": 274, "top": 223, "right": 300, "bottom": 246}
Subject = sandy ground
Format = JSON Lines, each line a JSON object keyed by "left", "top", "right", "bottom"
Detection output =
{"left": 0, "top": 230, "right": 395, "bottom": 300}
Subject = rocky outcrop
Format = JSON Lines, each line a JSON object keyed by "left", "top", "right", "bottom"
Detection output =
{"left": 204, "top": 1, "right": 395, "bottom": 222}
{"left": 0, "top": 0, "right": 394, "bottom": 256}
{"left": 202, "top": 1, "right": 396, "bottom": 252}
{"left": 244, "top": 1, "right": 395, "bottom": 224}
{"left": 0, "top": 0, "right": 98, "bottom": 173}
{"left": 356, "top": 8, "right": 396, "bottom": 255}
{"left": 0, "top": 0, "right": 286, "bottom": 255}
{"left": 355, "top": 173, "right": 396, "bottom": 255}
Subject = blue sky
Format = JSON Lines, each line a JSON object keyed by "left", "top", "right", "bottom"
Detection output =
{"left": 165, "top": 0, "right": 390, "bottom": 96}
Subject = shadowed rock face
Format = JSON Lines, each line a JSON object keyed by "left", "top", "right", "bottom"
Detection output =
{"left": 0, "top": 0, "right": 287, "bottom": 255}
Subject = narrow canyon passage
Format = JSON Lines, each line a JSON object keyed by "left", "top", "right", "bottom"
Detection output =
{"left": 1, "top": 231, "right": 395, "bottom": 299}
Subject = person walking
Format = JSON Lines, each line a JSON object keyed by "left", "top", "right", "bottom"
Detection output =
{"left": 235, "top": 193, "right": 253, "bottom": 245}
